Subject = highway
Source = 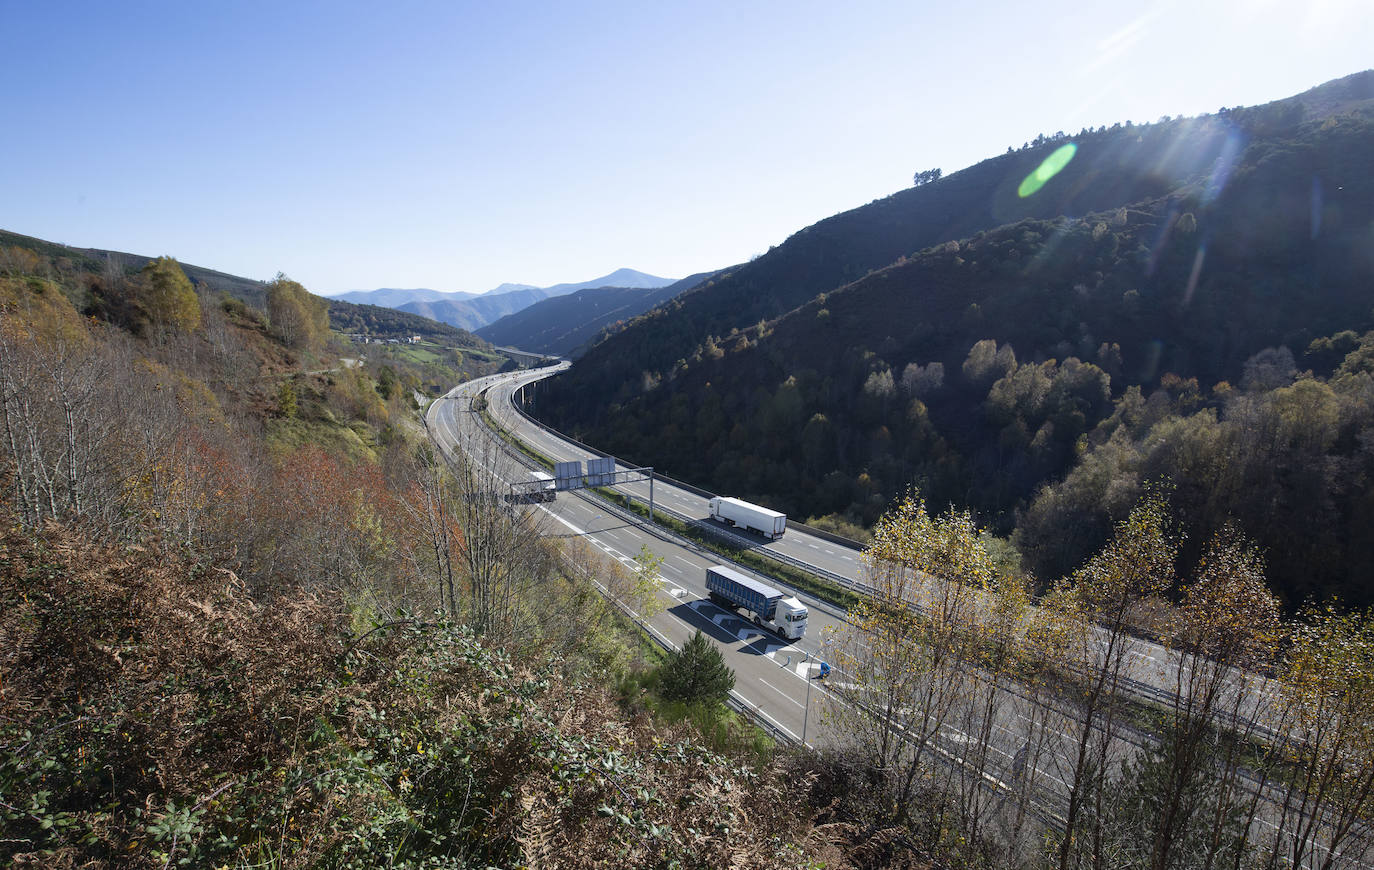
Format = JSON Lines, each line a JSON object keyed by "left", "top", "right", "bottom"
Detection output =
{"left": 429, "top": 362, "right": 1373, "bottom": 869}
{"left": 480, "top": 363, "right": 1227, "bottom": 709}
{"left": 426, "top": 366, "right": 845, "bottom": 747}
{"left": 495, "top": 363, "right": 864, "bottom": 584}
{"left": 429, "top": 367, "right": 1143, "bottom": 815}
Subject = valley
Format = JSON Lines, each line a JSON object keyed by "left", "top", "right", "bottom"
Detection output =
{"left": 4, "top": 22, "right": 1374, "bottom": 864}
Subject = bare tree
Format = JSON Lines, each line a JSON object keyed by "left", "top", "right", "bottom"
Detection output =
{"left": 0, "top": 313, "right": 175, "bottom": 537}
{"left": 1048, "top": 491, "right": 1178, "bottom": 870}
{"left": 823, "top": 493, "right": 997, "bottom": 827}
{"left": 423, "top": 411, "right": 556, "bottom": 646}
{"left": 1267, "top": 604, "right": 1374, "bottom": 870}
{"left": 1146, "top": 527, "right": 1283, "bottom": 870}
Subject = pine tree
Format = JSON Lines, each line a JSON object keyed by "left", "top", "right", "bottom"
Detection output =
{"left": 659, "top": 630, "right": 734, "bottom": 704}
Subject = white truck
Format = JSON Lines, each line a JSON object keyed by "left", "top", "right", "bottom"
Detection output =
{"left": 705, "top": 565, "right": 808, "bottom": 641}
{"left": 708, "top": 496, "right": 786, "bottom": 540}
{"left": 527, "top": 470, "right": 556, "bottom": 503}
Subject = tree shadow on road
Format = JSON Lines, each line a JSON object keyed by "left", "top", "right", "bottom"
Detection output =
{"left": 668, "top": 601, "right": 793, "bottom": 656}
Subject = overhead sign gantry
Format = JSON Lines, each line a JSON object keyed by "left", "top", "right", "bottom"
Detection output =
{"left": 506, "top": 457, "right": 657, "bottom": 517}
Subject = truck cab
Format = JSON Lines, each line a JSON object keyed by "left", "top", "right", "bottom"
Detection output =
{"left": 775, "top": 596, "right": 809, "bottom": 640}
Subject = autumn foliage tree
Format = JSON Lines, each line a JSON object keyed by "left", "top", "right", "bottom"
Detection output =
{"left": 1269, "top": 604, "right": 1374, "bottom": 870}
{"left": 825, "top": 492, "right": 999, "bottom": 827}
{"left": 1101, "top": 526, "right": 1284, "bottom": 870}
{"left": 1050, "top": 490, "right": 1178, "bottom": 870}
{"left": 266, "top": 273, "right": 329, "bottom": 352}
{"left": 137, "top": 256, "right": 201, "bottom": 335}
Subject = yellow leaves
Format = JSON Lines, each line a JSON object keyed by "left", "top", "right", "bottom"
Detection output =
{"left": 0, "top": 276, "right": 91, "bottom": 347}
{"left": 1069, "top": 490, "right": 1177, "bottom": 612}
{"left": 266, "top": 275, "right": 328, "bottom": 351}
{"left": 865, "top": 490, "right": 997, "bottom": 595}
{"left": 1176, "top": 526, "right": 1282, "bottom": 664}
{"left": 138, "top": 256, "right": 201, "bottom": 334}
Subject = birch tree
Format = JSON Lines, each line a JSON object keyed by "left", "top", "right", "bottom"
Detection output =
{"left": 1269, "top": 605, "right": 1374, "bottom": 870}
{"left": 1051, "top": 490, "right": 1178, "bottom": 870}
{"left": 825, "top": 492, "right": 997, "bottom": 826}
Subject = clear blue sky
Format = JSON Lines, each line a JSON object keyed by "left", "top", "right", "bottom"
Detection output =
{"left": 3, "top": 0, "right": 1369, "bottom": 294}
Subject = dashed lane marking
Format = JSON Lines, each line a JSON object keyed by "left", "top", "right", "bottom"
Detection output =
{"left": 757, "top": 678, "right": 805, "bottom": 709}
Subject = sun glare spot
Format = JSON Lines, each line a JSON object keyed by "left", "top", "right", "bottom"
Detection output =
{"left": 1204, "top": 130, "right": 1245, "bottom": 204}
{"left": 1018, "top": 143, "right": 1078, "bottom": 198}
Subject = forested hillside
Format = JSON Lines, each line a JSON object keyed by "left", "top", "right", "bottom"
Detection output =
{"left": 0, "top": 229, "right": 271, "bottom": 307}
{"left": 540, "top": 71, "right": 1374, "bottom": 606}
{"left": 546, "top": 73, "right": 1371, "bottom": 418}
{"left": 328, "top": 296, "right": 494, "bottom": 345}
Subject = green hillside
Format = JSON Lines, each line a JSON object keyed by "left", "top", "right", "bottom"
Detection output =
{"left": 0, "top": 228, "right": 496, "bottom": 355}
{"left": 328, "top": 297, "right": 493, "bottom": 347}
{"left": 538, "top": 71, "right": 1374, "bottom": 606}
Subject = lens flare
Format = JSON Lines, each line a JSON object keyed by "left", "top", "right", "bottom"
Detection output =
{"left": 1018, "top": 143, "right": 1077, "bottom": 198}
{"left": 1182, "top": 242, "right": 1207, "bottom": 308}
{"left": 1311, "top": 176, "right": 1323, "bottom": 239}
{"left": 1204, "top": 130, "right": 1244, "bottom": 204}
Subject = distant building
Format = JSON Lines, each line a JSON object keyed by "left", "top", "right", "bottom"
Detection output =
{"left": 346, "top": 333, "right": 422, "bottom": 345}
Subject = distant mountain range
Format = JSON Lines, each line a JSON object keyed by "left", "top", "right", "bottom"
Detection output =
{"left": 476, "top": 271, "right": 719, "bottom": 357}
{"left": 331, "top": 268, "right": 676, "bottom": 333}
{"left": 328, "top": 287, "right": 486, "bottom": 306}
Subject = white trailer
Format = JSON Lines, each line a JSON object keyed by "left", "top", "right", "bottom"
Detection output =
{"left": 708, "top": 496, "right": 786, "bottom": 540}
{"left": 528, "top": 470, "right": 556, "bottom": 502}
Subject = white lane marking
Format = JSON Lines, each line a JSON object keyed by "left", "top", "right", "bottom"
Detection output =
{"left": 757, "top": 678, "right": 805, "bottom": 709}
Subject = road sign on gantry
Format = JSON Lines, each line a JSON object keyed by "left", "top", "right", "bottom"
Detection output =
{"left": 554, "top": 460, "right": 583, "bottom": 491}
{"left": 587, "top": 457, "right": 614, "bottom": 486}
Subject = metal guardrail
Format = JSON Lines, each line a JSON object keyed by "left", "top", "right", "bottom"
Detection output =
{"left": 454, "top": 373, "right": 1374, "bottom": 867}
{"left": 556, "top": 542, "right": 796, "bottom": 746}
{"left": 504, "top": 370, "right": 868, "bottom": 551}
{"left": 492, "top": 370, "right": 875, "bottom": 600}
{"left": 454, "top": 374, "right": 802, "bottom": 747}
